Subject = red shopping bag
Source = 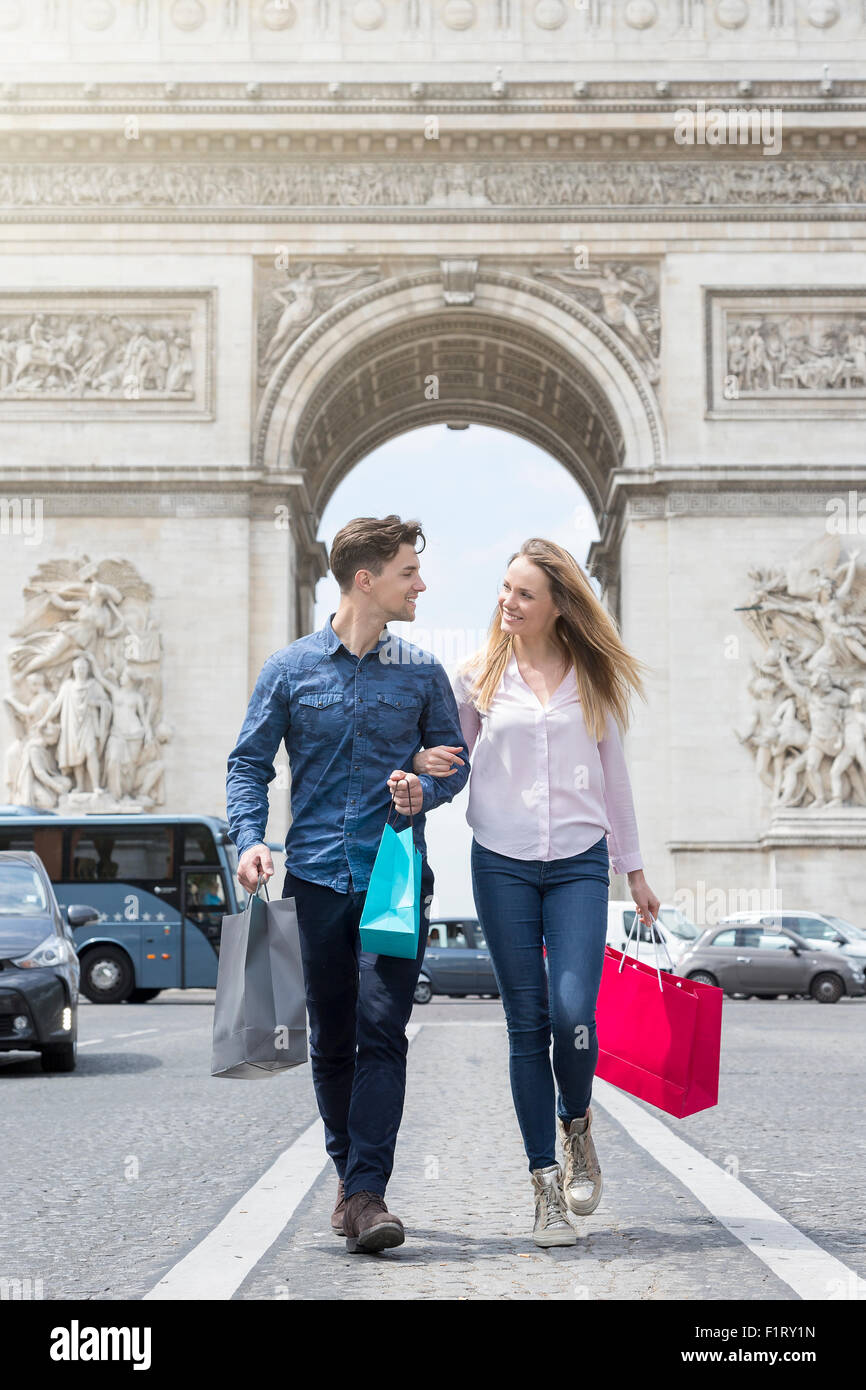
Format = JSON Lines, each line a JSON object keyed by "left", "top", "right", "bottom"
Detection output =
{"left": 595, "top": 944, "right": 722, "bottom": 1117}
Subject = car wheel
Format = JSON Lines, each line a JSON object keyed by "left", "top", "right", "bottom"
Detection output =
{"left": 810, "top": 972, "right": 843, "bottom": 1004}
{"left": 687, "top": 970, "right": 718, "bottom": 987}
{"left": 79, "top": 946, "right": 135, "bottom": 1004}
{"left": 413, "top": 975, "right": 433, "bottom": 1005}
{"left": 41, "top": 1040, "right": 77, "bottom": 1073}
{"left": 128, "top": 989, "right": 162, "bottom": 1003}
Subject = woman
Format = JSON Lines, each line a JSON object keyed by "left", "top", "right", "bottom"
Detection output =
{"left": 414, "top": 539, "right": 660, "bottom": 1247}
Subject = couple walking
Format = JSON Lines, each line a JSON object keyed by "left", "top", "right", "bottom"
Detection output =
{"left": 226, "top": 514, "right": 659, "bottom": 1252}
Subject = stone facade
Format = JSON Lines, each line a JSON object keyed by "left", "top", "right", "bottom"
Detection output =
{"left": 1, "top": 0, "right": 865, "bottom": 922}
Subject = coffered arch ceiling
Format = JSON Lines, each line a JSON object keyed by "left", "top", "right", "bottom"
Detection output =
{"left": 298, "top": 311, "right": 623, "bottom": 519}
{"left": 258, "top": 271, "right": 663, "bottom": 533}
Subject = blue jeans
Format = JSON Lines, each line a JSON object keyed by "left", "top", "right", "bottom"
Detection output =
{"left": 283, "top": 860, "right": 433, "bottom": 1199}
{"left": 470, "top": 835, "right": 610, "bottom": 1172}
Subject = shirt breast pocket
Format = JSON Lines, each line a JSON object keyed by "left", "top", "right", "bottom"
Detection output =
{"left": 295, "top": 690, "right": 345, "bottom": 733}
{"left": 374, "top": 690, "right": 423, "bottom": 745}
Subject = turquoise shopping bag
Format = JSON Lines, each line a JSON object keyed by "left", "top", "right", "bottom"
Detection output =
{"left": 359, "top": 797, "right": 422, "bottom": 959}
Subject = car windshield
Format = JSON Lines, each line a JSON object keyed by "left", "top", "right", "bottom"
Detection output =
{"left": 657, "top": 907, "right": 700, "bottom": 941}
{"left": 823, "top": 915, "right": 866, "bottom": 939}
{"left": 0, "top": 864, "right": 49, "bottom": 915}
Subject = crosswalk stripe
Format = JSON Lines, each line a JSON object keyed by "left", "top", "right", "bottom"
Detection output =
{"left": 592, "top": 1078, "right": 866, "bottom": 1302}
{"left": 143, "top": 1022, "right": 423, "bottom": 1300}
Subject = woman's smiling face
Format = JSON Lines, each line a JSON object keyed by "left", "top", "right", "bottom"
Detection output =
{"left": 498, "top": 555, "right": 560, "bottom": 640}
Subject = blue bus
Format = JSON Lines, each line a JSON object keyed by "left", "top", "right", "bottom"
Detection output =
{"left": 0, "top": 814, "right": 267, "bottom": 1003}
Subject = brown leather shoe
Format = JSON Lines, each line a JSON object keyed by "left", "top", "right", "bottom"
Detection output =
{"left": 342, "top": 1190, "right": 405, "bottom": 1254}
{"left": 331, "top": 1178, "right": 346, "bottom": 1237}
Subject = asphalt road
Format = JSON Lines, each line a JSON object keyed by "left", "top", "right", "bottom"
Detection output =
{"left": 1, "top": 991, "right": 863, "bottom": 1301}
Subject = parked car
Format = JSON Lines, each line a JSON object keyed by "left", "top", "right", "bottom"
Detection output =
{"left": 674, "top": 920, "right": 866, "bottom": 1003}
{"left": 414, "top": 917, "right": 499, "bottom": 1004}
{"left": 606, "top": 900, "right": 702, "bottom": 966}
{"left": 717, "top": 910, "right": 866, "bottom": 965}
{"left": 0, "top": 850, "right": 99, "bottom": 1071}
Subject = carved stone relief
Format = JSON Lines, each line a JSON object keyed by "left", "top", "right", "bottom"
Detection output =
{"left": 255, "top": 260, "right": 383, "bottom": 392}
{"left": 0, "top": 291, "right": 213, "bottom": 418}
{"left": 3, "top": 555, "right": 173, "bottom": 812}
{"left": 707, "top": 290, "right": 866, "bottom": 417}
{"left": 530, "top": 261, "right": 660, "bottom": 383}
{"left": 737, "top": 537, "right": 866, "bottom": 809}
{"left": 1, "top": 160, "right": 865, "bottom": 217}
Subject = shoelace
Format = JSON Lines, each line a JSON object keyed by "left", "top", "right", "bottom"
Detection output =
{"left": 541, "top": 1178, "right": 571, "bottom": 1228}
{"left": 566, "top": 1129, "right": 599, "bottom": 1182}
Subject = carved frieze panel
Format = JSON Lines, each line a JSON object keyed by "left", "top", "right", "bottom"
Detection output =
{"left": 0, "top": 290, "right": 214, "bottom": 419}
{"left": 1, "top": 160, "right": 865, "bottom": 220}
{"left": 706, "top": 289, "right": 866, "bottom": 418}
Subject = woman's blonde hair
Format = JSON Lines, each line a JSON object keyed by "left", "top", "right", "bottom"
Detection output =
{"left": 463, "top": 538, "right": 649, "bottom": 743}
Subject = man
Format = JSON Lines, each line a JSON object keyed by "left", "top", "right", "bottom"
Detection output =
{"left": 225, "top": 515, "right": 470, "bottom": 1253}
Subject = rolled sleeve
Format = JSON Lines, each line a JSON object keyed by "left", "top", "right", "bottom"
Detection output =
{"left": 225, "top": 654, "right": 289, "bottom": 857}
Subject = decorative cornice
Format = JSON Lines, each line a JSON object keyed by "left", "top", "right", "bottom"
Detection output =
{"left": 2, "top": 84, "right": 866, "bottom": 109}
{"left": 1, "top": 129, "right": 864, "bottom": 159}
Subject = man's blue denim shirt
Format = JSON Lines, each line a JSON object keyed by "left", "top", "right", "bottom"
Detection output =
{"left": 225, "top": 614, "right": 471, "bottom": 892}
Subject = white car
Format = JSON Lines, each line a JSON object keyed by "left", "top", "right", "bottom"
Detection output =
{"left": 606, "top": 900, "right": 702, "bottom": 968}
{"left": 717, "top": 910, "right": 866, "bottom": 966}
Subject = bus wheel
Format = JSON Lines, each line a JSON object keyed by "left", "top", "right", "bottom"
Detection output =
{"left": 79, "top": 947, "right": 134, "bottom": 1004}
{"left": 128, "top": 989, "right": 162, "bottom": 1003}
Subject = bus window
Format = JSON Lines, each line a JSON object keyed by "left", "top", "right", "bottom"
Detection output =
{"left": 0, "top": 826, "right": 63, "bottom": 879}
{"left": 182, "top": 824, "right": 220, "bottom": 865}
{"left": 184, "top": 871, "right": 227, "bottom": 950}
{"left": 68, "top": 826, "right": 174, "bottom": 882}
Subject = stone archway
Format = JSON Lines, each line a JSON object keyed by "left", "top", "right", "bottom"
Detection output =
{"left": 256, "top": 267, "right": 664, "bottom": 630}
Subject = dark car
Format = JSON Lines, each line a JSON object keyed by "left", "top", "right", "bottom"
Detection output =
{"left": 675, "top": 921, "right": 866, "bottom": 1003}
{"left": 414, "top": 917, "right": 499, "bottom": 1004}
{"left": 0, "top": 850, "right": 99, "bottom": 1071}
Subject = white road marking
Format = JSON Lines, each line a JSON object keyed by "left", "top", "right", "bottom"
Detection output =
{"left": 143, "top": 1021, "right": 424, "bottom": 1301}
{"left": 592, "top": 1077, "right": 866, "bottom": 1302}
{"left": 79, "top": 1029, "right": 190, "bottom": 1049}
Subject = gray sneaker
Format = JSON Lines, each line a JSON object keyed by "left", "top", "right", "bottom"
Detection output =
{"left": 530, "top": 1163, "right": 577, "bottom": 1247}
{"left": 558, "top": 1107, "right": 603, "bottom": 1215}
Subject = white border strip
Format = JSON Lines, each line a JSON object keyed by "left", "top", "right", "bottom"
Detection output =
{"left": 592, "top": 1077, "right": 866, "bottom": 1302}
{"left": 144, "top": 1022, "right": 423, "bottom": 1300}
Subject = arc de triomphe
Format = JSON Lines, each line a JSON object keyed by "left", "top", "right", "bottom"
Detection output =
{"left": 1, "top": 0, "right": 865, "bottom": 922}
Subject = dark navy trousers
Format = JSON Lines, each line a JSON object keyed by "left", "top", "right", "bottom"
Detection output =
{"left": 283, "top": 860, "right": 433, "bottom": 1199}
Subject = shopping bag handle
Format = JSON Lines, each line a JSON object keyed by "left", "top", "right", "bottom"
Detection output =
{"left": 621, "top": 910, "right": 674, "bottom": 991}
{"left": 244, "top": 872, "right": 271, "bottom": 911}
{"left": 386, "top": 781, "right": 416, "bottom": 830}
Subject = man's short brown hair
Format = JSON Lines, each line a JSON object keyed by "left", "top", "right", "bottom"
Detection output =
{"left": 329, "top": 514, "right": 426, "bottom": 592}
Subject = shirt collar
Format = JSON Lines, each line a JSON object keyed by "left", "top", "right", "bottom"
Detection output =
{"left": 323, "top": 613, "right": 391, "bottom": 657}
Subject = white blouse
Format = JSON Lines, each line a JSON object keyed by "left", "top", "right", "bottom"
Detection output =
{"left": 451, "top": 652, "right": 644, "bottom": 874}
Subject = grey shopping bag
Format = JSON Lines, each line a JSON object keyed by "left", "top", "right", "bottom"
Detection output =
{"left": 211, "top": 875, "right": 308, "bottom": 1079}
